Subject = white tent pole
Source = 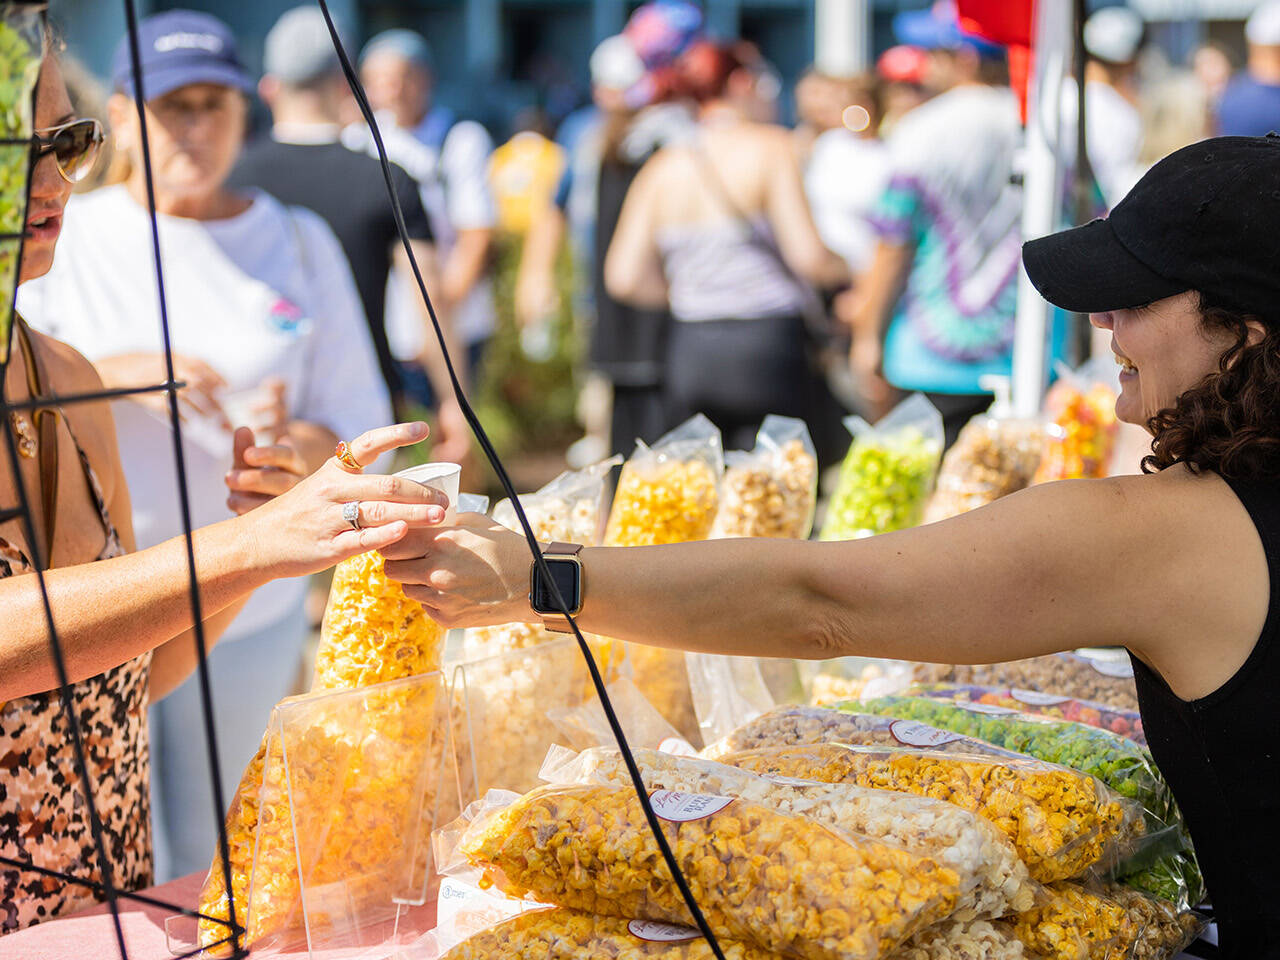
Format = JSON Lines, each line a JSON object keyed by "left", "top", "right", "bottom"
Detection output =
{"left": 1012, "top": 0, "right": 1073, "bottom": 416}
{"left": 814, "top": 0, "right": 869, "bottom": 75}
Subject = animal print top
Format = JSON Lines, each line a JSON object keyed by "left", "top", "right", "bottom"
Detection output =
{"left": 0, "top": 416, "right": 152, "bottom": 934}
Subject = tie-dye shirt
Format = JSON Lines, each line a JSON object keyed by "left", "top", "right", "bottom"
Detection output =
{"left": 870, "top": 85, "right": 1056, "bottom": 394}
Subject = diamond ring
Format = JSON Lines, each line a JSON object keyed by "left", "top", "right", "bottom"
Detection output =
{"left": 342, "top": 501, "right": 362, "bottom": 531}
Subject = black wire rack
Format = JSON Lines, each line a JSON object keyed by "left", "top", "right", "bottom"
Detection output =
{"left": 0, "top": 1, "right": 726, "bottom": 958}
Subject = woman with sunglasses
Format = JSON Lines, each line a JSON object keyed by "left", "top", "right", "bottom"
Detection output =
{"left": 17, "top": 12, "right": 396, "bottom": 883}
{"left": 0, "top": 51, "right": 445, "bottom": 933}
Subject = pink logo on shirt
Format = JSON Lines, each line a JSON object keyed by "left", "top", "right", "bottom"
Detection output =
{"left": 268, "top": 297, "right": 304, "bottom": 333}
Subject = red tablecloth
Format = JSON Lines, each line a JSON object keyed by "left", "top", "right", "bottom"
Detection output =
{"left": 0, "top": 873, "right": 439, "bottom": 960}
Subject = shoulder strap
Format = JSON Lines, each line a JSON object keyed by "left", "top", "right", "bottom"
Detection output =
{"left": 14, "top": 318, "right": 59, "bottom": 569}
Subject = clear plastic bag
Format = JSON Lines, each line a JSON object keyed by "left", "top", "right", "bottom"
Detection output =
{"left": 721, "top": 742, "right": 1139, "bottom": 884}
{"left": 451, "top": 638, "right": 627, "bottom": 802}
{"left": 439, "top": 909, "right": 780, "bottom": 960}
{"left": 605, "top": 413, "right": 724, "bottom": 547}
{"left": 605, "top": 415, "right": 723, "bottom": 745}
{"left": 545, "top": 676, "right": 698, "bottom": 756}
{"left": 684, "top": 653, "right": 775, "bottom": 748}
{"left": 1012, "top": 881, "right": 1208, "bottom": 960}
{"left": 440, "top": 783, "right": 973, "bottom": 960}
{"left": 712, "top": 415, "right": 818, "bottom": 540}
{"left": 1033, "top": 359, "right": 1120, "bottom": 483}
{"left": 701, "top": 705, "right": 1026, "bottom": 762}
{"left": 803, "top": 657, "right": 914, "bottom": 706}
{"left": 907, "top": 683, "right": 1146, "bottom": 746}
{"left": 199, "top": 551, "right": 449, "bottom": 950}
{"left": 892, "top": 920, "right": 1026, "bottom": 960}
{"left": 909, "top": 650, "right": 1140, "bottom": 711}
{"left": 923, "top": 413, "right": 1046, "bottom": 523}
{"left": 843, "top": 695, "right": 1201, "bottom": 904}
{"left": 197, "top": 673, "right": 456, "bottom": 952}
{"left": 820, "top": 394, "right": 944, "bottom": 541}
{"left": 544, "top": 746, "right": 1036, "bottom": 921}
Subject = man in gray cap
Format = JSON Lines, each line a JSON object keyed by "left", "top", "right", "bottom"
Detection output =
{"left": 354, "top": 29, "right": 497, "bottom": 411}
{"left": 229, "top": 6, "right": 470, "bottom": 464}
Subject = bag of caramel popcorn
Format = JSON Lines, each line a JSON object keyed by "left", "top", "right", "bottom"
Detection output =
{"left": 711, "top": 415, "right": 818, "bottom": 540}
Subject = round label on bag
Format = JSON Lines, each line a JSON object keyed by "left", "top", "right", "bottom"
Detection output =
{"left": 649, "top": 790, "right": 735, "bottom": 822}
{"left": 1011, "top": 688, "right": 1070, "bottom": 707}
{"left": 628, "top": 920, "right": 700, "bottom": 942}
{"left": 954, "top": 701, "right": 1017, "bottom": 716}
{"left": 659, "top": 737, "right": 700, "bottom": 757}
{"left": 890, "top": 719, "right": 965, "bottom": 747}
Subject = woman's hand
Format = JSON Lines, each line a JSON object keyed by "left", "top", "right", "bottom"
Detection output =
{"left": 242, "top": 422, "right": 451, "bottom": 579}
{"left": 97, "top": 351, "right": 229, "bottom": 425}
{"left": 225, "top": 427, "right": 309, "bottom": 515}
{"left": 379, "top": 513, "right": 533, "bottom": 628}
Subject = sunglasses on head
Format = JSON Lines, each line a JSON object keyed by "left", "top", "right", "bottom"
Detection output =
{"left": 31, "top": 118, "right": 104, "bottom": 184}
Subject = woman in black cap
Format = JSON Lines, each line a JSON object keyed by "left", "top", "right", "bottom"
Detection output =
{"left": 393, "top": 135, "right": 1280, "bottom": 957}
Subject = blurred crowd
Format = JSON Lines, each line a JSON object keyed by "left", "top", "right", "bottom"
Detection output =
{"left": 27, "top": 0, "right": 1280, "bottom": 882}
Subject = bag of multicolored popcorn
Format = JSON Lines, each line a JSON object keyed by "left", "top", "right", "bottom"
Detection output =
{"left": 441, "top": 782, "right": 976, "bottom": 960}
{"left": 701, "top": 704, "right": 1027, "bottom": 762}
{"left": 722, "top": 742, "right": 1142, "bottom": 884}
{"left": 544, "top": 746, "right": 1037, "bottom": 922}
{"left": 820, "top": 394, "right": 944, "bottom": 541}
{"left": 712, "top": 415, "right": 818, "bottom": 540}
{"left": 1033, "top": 359, "right": 1120, "bottom": 483}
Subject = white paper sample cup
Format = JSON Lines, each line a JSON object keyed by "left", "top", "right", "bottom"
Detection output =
{"left": 395, "top": 462, "right": 461, "bottom": 522}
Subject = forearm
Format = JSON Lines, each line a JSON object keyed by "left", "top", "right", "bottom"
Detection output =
{"left": 442, "top": 229, "right": 492, "bottom": 306}
{"left": 0, "top": 518, "right": 270, "bottom": 702}
{"left": 854, "top": 242, "right": 913, "bottom": 340}
{"left": 148, "top": 597, "right": 250, "bottom": 702}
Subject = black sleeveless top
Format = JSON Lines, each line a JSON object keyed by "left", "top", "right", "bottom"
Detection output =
{"left": 1131, "top": 477, "right": 1280, "bottom": 958}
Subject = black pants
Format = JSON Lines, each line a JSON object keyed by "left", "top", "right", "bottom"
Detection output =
{"left": 610, "top": 383, "right": 669, "bottom": 458}
{"left": 665, "top": 315, "right": 819, "bottom": 453}
{"left": 925, "top": 391, "right": 994, "bottom": 451}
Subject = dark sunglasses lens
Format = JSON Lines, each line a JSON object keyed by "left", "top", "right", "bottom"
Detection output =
{"left": 52, "top": 122, "right": 101, "bottom": 182}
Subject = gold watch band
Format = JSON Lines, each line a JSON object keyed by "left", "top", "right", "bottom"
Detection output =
{"left": 539, "top": 542, "right": 583, "bottom": 633}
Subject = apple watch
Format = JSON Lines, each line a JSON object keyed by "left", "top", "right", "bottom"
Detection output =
{"left": 530, "top": 541, "right": 584, "bottom": 633}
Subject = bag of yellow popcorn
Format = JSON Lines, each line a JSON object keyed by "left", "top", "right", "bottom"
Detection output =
{"left": 543, "top": 745, "right": 1037, "bottom": 921}
{"left": 711, "top": 415, "right": 818, "bottom": 540}
{"left": 442, "top": 782, "right": 973, "bottom": 960}
{"left": 721, "top": 742, "right": 1141, "bottom": 884}
{"left": 604, "top": 415, "right": 723, "bottom": 744}
{"left": 198, "top": 550, "right": 452, "bottom": 951}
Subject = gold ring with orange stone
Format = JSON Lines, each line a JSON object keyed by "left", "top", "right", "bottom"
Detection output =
{"left": 334, "top": 440, "right": 362, "bottom": 472}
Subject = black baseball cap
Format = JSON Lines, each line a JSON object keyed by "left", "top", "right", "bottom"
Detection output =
{"left": 1023, "top": 134, "right": 1280, "bottom": 317}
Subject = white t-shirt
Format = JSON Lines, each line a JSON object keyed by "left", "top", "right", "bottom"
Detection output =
{"left": 344, "top": 114, "right": 498, "bottom": 352}
{"left": 1060, "top": 79, "right": 1144, "bottom": 209}
{"left": 805, "top": 129, "right": 891, "bottom": 275}
{"left": 18, "top": 185, "right": 391, "bottom": 639}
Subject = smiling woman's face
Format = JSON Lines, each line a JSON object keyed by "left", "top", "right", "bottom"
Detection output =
{"left": 22, "top": 56, "right": 76, "bottom": 284}
{"left": 1091, "top": 291, "right": 1237, "bottom": 428}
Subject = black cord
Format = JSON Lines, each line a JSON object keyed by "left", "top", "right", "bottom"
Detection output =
{"left": 313, "top": 4, "right": 726, "bottom": 956}
{"left": 120, "top": 0, "right": 243, "bottom": 954}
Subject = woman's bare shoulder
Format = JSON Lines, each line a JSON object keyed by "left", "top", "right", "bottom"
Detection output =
{"left": 28, "top": 328, "right": 104, "bottom": 394}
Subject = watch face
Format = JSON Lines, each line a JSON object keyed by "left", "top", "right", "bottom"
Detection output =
{"left": 532, "top": 557, "right": 582, "bottom": 615}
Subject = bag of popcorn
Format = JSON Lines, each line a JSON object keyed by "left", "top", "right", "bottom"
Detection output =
{"left": 712, "top": 415, "right": 818, "bottom": 540}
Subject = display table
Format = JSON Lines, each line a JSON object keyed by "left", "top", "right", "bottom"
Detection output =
{"left": 0, "top": 872, "right": 439, "bottom": 960}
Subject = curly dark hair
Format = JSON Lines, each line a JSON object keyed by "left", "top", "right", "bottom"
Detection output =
{"left": 1143, "top": 294, "right": 1280, "bottom": 479}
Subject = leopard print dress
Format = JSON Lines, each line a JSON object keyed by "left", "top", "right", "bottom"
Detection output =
{"left": 0, "top": 422, "right": 153, "bottom": 934}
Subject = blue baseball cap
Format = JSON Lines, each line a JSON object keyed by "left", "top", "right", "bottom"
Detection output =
{"left": 110, "top": 10, "right": 253, "bottom": 101}
{"left": 893, "top": 1, "right": 1005, "bottom": 58}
